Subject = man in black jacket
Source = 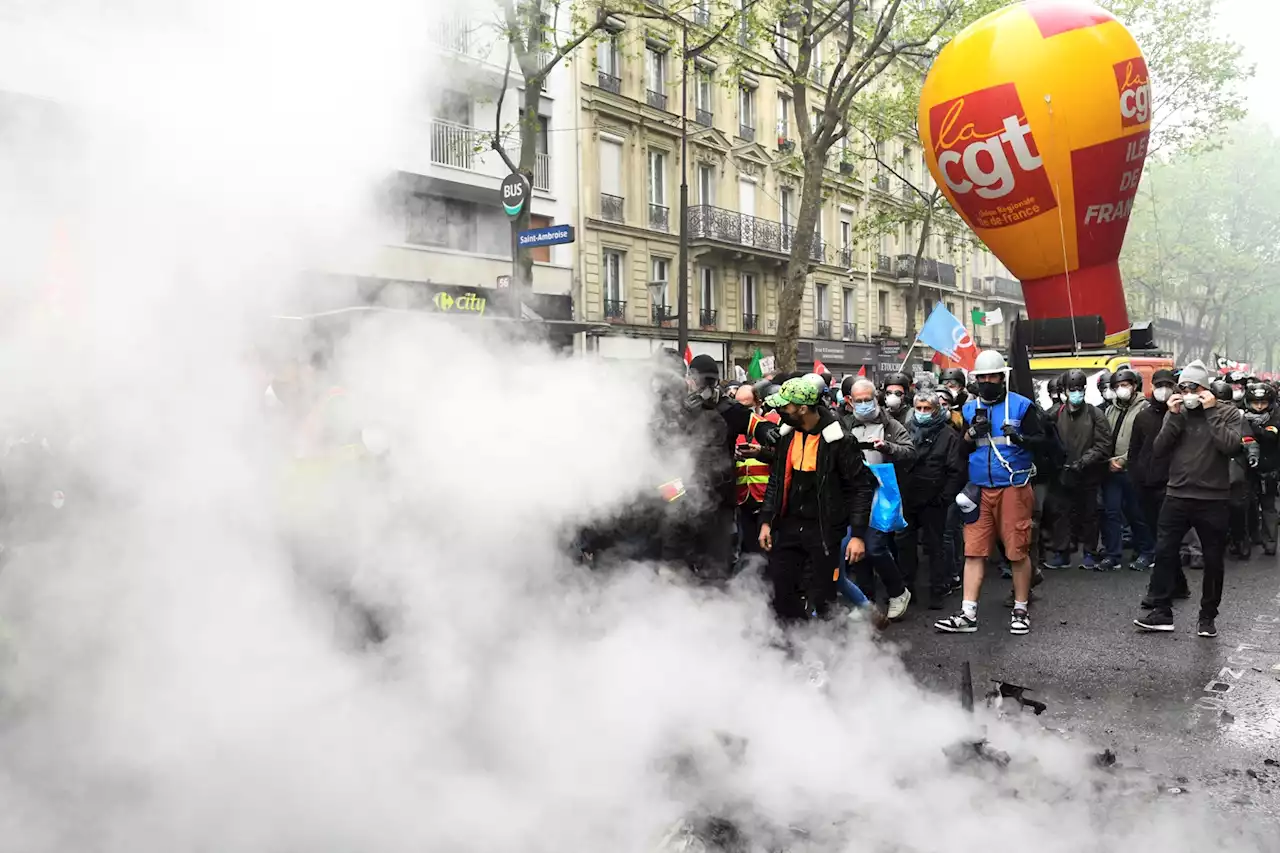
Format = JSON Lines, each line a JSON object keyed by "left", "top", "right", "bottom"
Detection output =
{"left": 1044, "top": 369, "right": 1112, "bottom": 569}
{"left": 1136, "top": 360, "right": 1245, "bottom": 638}
{"left": 1244, "top": 382, "right": 1280, "bottom": 555}
{"left": 898, "top": 388, "right": 966, "bottom": 609}
{"left": 1129, "top": 369, "right": 1190, "bottom": 605}
{"left": 759, "top": 377, "right": 875, "bottom": 623}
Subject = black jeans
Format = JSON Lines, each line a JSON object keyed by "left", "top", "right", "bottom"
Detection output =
{"left": 737, "top": 499, "right": 765, "bottom": 564}
{"left": 1149, "top": 496, "right": 1229, "bottom": 619}
{"left": 899, "top": 503, "right": 948, "bottom": 595}
{"left": 1248, "top": 473, "right": 1279, "bottom": 550}
{"left": 1045, "top": 482, "right": 1100, "bottom": 554}
{"left": 663, "top": 504, "right": 735, "bottom": 581}
{"left": 766, "top": 517, "right": 843, "bottom": 622}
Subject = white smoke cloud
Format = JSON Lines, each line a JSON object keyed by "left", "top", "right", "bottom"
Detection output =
{"left": 0, "top": 1, "right": 1274, "bottom": 851}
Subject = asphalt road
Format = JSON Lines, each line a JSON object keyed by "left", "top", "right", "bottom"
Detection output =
{"left": 891, "top": 553, "right": 1280, "bottom": 814}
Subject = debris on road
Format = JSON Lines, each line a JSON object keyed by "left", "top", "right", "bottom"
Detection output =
{"left": 1095, "top": 749, "right": 1118, "bottom": 768}
{"left": 987, "top": 681, "right": 1048, "bottom": 715}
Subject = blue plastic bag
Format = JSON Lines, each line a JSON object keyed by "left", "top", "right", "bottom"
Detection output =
{"left": 868, "top": 462, "right": 907, "bottom": 533}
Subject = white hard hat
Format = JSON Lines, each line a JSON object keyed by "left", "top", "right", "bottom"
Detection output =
{"left": 802, "top": 372, "right": 827, "bottom": 391}
{"left": 972, "top": 350, "right": 1008, "bottom": 375}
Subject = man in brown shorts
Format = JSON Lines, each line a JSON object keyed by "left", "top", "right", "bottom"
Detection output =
{"left": 935, "top": 350, "right": 1047, "bottom": 635}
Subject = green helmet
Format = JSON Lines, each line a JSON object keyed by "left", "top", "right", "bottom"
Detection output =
{"left": 765, "top": 376, "right": 821, "bottom": 409}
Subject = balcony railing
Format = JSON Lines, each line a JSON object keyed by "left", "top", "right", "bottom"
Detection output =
{"left": 983, "top": 275, "right": 1023, "bottom": 300}
{"left": 603, "top": 299, "right": 627, "bottom": 321}
{"left": 430, "top": 118, "right": 483, "bottom": 171}
{"left": 686, "top": 205, "right": 825, "bottom": 262}
{"left": 652, "top": 304, "right": 675, "bottom": 325}
{"left": 533, "top": 152, "right": 550, "bottom": 191}
{"left": 647, "top": 89, "right": 668, "bottom": 110}
{"left": 694, "top": 7, "right": 711, "bottom": 26}
{"left": 811, "top": 66, "right": 825, "bottom": 86}
{"left": 895, "top": 254, "right": 942, "bottom": 284}
{"left": 597, "top": 71, "right": 622, "bottom": 94}
{"left": 839, "top": 246, "right": 854, "bottom": 268}
{"left": 873, "top": 174, "right": 890, "bottom": 192}
{"left": 876, "top": 254, "right": 893, "bottom": 273}
{"left": 600, "top": 193, "right": 624, "bottom": 223}
{"left": 843, "top": 322, "right": 857, "bottom": 341}
{"left": 739, "top": 124, "right": 756, "bottom": 142}
{"left": 649, "top": 203, "right": 670, "bottom": 232}
{"left": 938, "top": 262, "right": 957, "bottom": 288}
{"left": 742, "top": 312, "right": 759, "bottom": 331}
{"left": 695, "top": 108, "right": 714, "bottom": 127}
{"left": 433, "top": 15, "right": 470, "bottom": 54}
{"left": 699, "top": 308, "right": 718, "bottom": 327}
{"left": 815, "top": 319, "right": 833, "bottom": 338}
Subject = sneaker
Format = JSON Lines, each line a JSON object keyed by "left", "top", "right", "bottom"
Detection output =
{"left": 935, "top": 612, "right": 978, "bottom": 633}
{"left": 1197, "top": 618, "right": 1218, "bottom": 638}
{"left": 1134, "top": 610, "right": 1175, "bottom": 632}
{"left": 1081, "top": 553, "right": 1099, "bottom": 571}
{"left": 1097, "top": 558, "right": 1121, "bottom": 572}
{"left": 1129, "top": 555, "right": 1153, "bottom": 572}
{"left": 887, "top": 589, "right": 911, "bottom": 620}
{"left": 1042, "top": 552, "right": 1071, "bottom": 570}
{"left": 1010, "top": 608, "right": 1030, "bottom": 635}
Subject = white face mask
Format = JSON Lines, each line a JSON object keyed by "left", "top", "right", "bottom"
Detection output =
{"left": 1233, "top": 389, "right": 1245, "bottom": 401}
{"left": 1104, "top": 388, "right": 1116, "bottom": 401}
{"left": 1116, "top": 386, "right": 1134, "bottom": 402}
{"left": 885, "top": 393, "right": 903, "bottom": 410}
{"left": 1183, "top": 392, "right": 1203, "bottom": 410}
{"left": 1153, "top": 387, "right": 1172, "bottom": 403}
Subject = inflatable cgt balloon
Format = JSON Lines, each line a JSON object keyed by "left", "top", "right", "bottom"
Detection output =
{"left": 919, "top": 1, "right": 1150, "bottom": 337}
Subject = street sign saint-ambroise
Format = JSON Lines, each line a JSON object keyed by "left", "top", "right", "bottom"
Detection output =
{"left": 518, "top": 224, "right": 576, "bottom": 248}
{"left": 501, "top": 172, "right": 529, "bottom": 217}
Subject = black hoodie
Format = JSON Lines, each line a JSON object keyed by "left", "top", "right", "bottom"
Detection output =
{"left": 1128, "top": 396, "right": 1171, "bottom": 489}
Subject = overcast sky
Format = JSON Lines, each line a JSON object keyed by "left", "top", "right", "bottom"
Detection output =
{"left": 1216, "top": 0, "right": 1279, "bottom": 129}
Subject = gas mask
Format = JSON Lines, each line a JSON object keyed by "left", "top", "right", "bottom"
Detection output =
{"left": 1182, "top": 392, "right": 1203, "bottom": 410}
{"left": 885, "top": 393, "right": 904, "bottom": 411}
{"left": 1116, "top": 386, "right": 1134, "bottom": 402}
{"left": 1153, "top": 387, "right": 1172, "bottom": 404}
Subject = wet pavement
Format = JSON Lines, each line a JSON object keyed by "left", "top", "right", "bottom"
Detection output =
{"left": 891, "top": 554, "right": 1280, "bottom": 814}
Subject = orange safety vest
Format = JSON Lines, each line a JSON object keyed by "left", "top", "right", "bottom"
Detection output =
{"left": 735, "top": 410, "right": 779, "bottom": 505}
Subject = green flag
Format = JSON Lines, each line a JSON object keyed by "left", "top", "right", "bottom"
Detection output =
{"left": 971, "top": 308, "right": 985, "bottom": 326}
{"left": 747, "top": 348, "right": 764, "bottom": 380}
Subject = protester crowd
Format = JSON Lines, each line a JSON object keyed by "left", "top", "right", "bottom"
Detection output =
{"left": 582, "top": 349, "right": 1280, "bottom": 641}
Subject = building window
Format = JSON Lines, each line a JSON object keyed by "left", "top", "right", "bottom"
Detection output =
{"left": 815, "top": 282, "right": 829, "bottom": 321}
{"left": 843, "top": 287, "right": 855, "bottom": 323}
{"left": 946, "top": 300, "right": 957, "bottom": 317}
{"left": 742, "top": 272, "right": 757, "bottom": 317}
{"left": 700, "top": 267, "right": 716, "bottom": 310}
{"left": 646, "top": 47, "right": 666, "bottom": 94}
{"left": 599, "top": 137, "right": 623, "bottom": 220}
{"left": 781, "top": 188, "right": 793, "bottom": 225}
{"left": 738, "top": 85, "right": 756, "bottom": 135}
{"left": 652, "top": 256, "right": 670, "bottom": 308}
{"left": 775, "top": 21, "right": 789, "bottom": 59}
{"left": 597, "top": 33, "right": 621, "bottom": 77}
{"left": 696, "top": 69, "right": 714, "bottom": 112}
{"left": 404, "top": 194, "right": 509, "bottom": 255}
{"left": 776, "top": 93, "right": 790, "bottom": 139}
{"left": 648, "top": 149, "right": 667, "bottom": 206}
{"left": 878, "top": 290, "right": 888, "bottom": 329}
{"left": 923, "top": 297, "right": 934, "bottom": 320}
{"left": 698, "top": 163, "right": 716, "bottom": 205}
{"left": 840, "top": 219, "right": 851, "bottom": 249}
{"left": 603, "top": 250, "right": 624, "bottom": 304}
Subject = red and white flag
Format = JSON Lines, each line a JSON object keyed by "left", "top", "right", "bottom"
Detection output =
{"left": 813, "top": 359, "right": 828, "bottom": 375}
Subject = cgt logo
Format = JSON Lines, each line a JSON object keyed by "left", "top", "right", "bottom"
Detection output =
{"left": 928, "top": 83, "right": 1057, "bottom": 229}
{"left": 1115, "top": 57, "right": 1151, "bottom": 128}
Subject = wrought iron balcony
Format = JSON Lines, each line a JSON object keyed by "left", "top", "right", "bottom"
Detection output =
{"left": 876, "top": 253, "right": 892, "bottom": 273}
{"left": 938, "top": 262, "right": 957, "bottom": 287}
{"left": 603, "top": 299, "right": 626, "bottom": 321}
{"left": 694, "top": 8, "right": 711, "bottom": 26}
{"left": 695, "top": 108, "right": 714, "bottom": 127}
{"left": 600, "top": 193, "right": 624, "bottom": 223}
{"left": 983, "top": 275, "right": 1023, "bottom": 300}
{"left": 815, "top": 319, "right": 833, "bottom": 338}
{"left": 649, "top": 203, "right": 670, "bottom": 232}
{"left": 873, "top": 174, "right": 890, "bottom": 192}
{"left": 895, "top": 254, "right": 941, "bottom": 284}
{"left": 843, "top": 322, "right": 857, "bottom": 341}
{"left": 597, "top": 71, "right": 622, "bottom": 94}
{"left": 742, "top": 312, "right": 759, "bottom": 331}
{"left": 686, "top": 204, "right": 825, "bottom": 262}
{"left": 839, "top": 247, "right": 854, "bottom": 268}
{"left": 699, "top": 308, "right": 718, "bottom": 327}
{"left": 652, "top": 304, "right": 675, "bottom": 325}
{"left": 647, "top": 89, "right": 668, "bottom": 110}
{"left": 739, "top": 124, "right": 756, "bottom": 142}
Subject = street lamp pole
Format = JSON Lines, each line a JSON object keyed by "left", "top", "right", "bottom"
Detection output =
{"left": 677, "top": 18, "right": 690, "bottom": 356}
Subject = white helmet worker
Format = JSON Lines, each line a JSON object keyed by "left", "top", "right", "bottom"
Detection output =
{"left": 972, "top": 350, "right": 1009, "bottom": 404}
{"left": 972, "top": 349, "right": 1008, "bottom": 376}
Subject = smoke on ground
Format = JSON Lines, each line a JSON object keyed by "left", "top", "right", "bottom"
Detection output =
{"left": 0, "top": 1, "right": 1272, "bottom": 851}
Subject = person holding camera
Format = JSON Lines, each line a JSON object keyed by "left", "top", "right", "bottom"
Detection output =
{"left": 935, "top": 350, "right": 1046, "bottom": 636}
{"left": 1042, "top": 369, "right": 1112, "bottom": 569}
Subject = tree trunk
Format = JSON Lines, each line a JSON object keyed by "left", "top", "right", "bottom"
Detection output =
{"left": 508, "top": 82, "right": 542, "bottom": 305}
{"left": 774, "top": 156, "right": 827, "bottom": 373}
{"left": 903, "top": 203, "right": 935, "bottom": 346}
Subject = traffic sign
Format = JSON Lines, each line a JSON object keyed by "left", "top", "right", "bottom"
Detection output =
{"left": 517, "top": 224, "right": 576, "bottom": 248}
{"left": 501, "top": 172, "right": 528, "bottom": 217}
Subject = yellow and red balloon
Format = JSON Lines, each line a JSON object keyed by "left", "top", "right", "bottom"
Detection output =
{"left": 919, "top": 1, "right": 1151, "bottom": 336}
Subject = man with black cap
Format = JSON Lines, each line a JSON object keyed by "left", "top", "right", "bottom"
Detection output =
{"left": 1128, "top": 369, "right": 1191, "bottom": 605}
{"left": 1136, "top": 360, "right": 1245, "bottom": 638}
{"left": 758, "top": 377, "right": 875, "bottom": 622}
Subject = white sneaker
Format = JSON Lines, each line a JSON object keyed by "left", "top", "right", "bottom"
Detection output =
{"left": 887, "top": 589, "right": 911, "bottom": 620}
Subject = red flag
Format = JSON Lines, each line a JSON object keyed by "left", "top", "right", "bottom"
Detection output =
{"left": 683, "top": 345, "right": 693, "bottom": 365}
{"left": 857, "top": 365, "right": 866, "bottom": 377}
{"left": 813, "top": 359, "right": 828, "bottom": 375}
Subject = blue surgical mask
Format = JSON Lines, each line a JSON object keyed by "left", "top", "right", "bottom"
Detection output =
{"left": 1068, "top": 390, "right": 1085, "bottom": 406}
{"left": 854, "top": 402, "right": 877, "bottom": 421}
{"left": 914, "top": 410, "right": 937, "bottom": 425}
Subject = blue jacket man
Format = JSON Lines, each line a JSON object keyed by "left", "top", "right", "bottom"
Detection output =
{"left": 935, "top": 350, "right": 1046, "bottom": 638}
